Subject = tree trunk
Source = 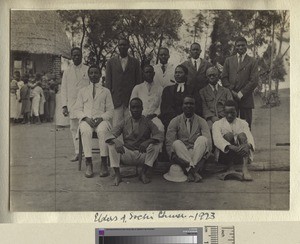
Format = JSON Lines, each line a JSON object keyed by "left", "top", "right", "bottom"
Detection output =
{"left": 268, "top": 16, "right": 275, "bottom": 93}
{"left": 80, "top": 15, "right": 86, "bottom": 51}
{"left": 156, "top": 32, "right": 164, "bottom": 64}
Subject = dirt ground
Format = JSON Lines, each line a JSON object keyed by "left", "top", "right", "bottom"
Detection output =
{"left": 9, "top": 89, "right": 290, "bottom": 211}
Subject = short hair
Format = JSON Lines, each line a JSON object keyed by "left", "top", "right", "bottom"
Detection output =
{"left": 190, "top": 42, "right": 201, "bottom": 49}
{"left": 183, "top": 95, "right": 195, "bottom": 102}
{"left": 130, "top": 97, "right": 143, "bottom": 106}
{"left": 206, "top": 66, "right": 219, "bottom": 75}
{"left": 158, "top": 47, "right": 170, "bottom": 54}
{"left": 88, "top": 64, "right": 101, "bottom": 74}
{"left": 118, "top": 37, "right": 129, "bottom": 45}
{"left": 143, "top": 64, "right": 154, "bottom": 72}
{"left": 175, "top": 64, "right": 188, "bottom": 75}
{"left": 71, "top": 47, "right": 82, "bottom": 55}
{"left": 224, "top": 100, "right": 238, "bottom": 111}
{"left": 235, "top": 36, "right": 247, "bottom": 44}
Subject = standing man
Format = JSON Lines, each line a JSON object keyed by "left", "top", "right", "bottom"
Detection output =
{"left": 212, "top": 100, "right": 254, "bottom": 181}
{"left": 181, "top": 42, "right": 212, "bottom": 93}
{"left": 166, "top": 96, "right": 212, "bottom": 182}
{"left": 105, "top": 98, "right": 164, "bottom": 186}
{"left": 61, "top": 47, "right": 90, "bottom": 162}
{"left": 153, "top": 47, "right": 176, "bottom": 88}
{"left": 221, "top": 36, "right": 258, "bottom": 129}
{"left": 74, "top": 65, "right": 114, "bottom": 178}
{"left": 105, "top": 38, "right": 142, "bottom": 126}
{"left": 130, "top": 64, "right": 164, "bottom": 132}
{"left": 199, "top": 67, "right": 233, "bottom": 128}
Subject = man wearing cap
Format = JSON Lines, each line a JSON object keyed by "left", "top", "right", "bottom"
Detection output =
{"left": 212, "top": 100, "right": 254, "bottom": 181}
{"left": 130, "top": 64, "right": 164, "bottom": 132}
{"left": 153, "top": 47, "right": 176, "bottom": 88}
{"left": 199, "top": 67, "right": 233, "bottom": 128}
{"left": 74, "top": 65, "right": 114, "bottom": 178}
{"left": 221, "top": 36, "right": 258, "bottom": 129}
{"left": 181, "top": 42, "right": 212, "bottom": 94}
{"left": 105, "top": 98, "right": 164, "bottom": 186}
{"left": 166, "top": 96, "right": 212, "bottom": 182}
{"left": 61, "top": 47, "right": 90, "bottom": 162}
{"left": 105, "top": 37, "right": 142, "bottom": 126}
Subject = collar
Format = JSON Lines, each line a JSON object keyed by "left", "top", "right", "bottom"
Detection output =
{"left": 90, "top": 82, "right": 102, "bottom": 88}
{"left": 144, "top": 81, "right": 154, "bottom": 87}
{"left": 237, "top": 53, "right": 247, "bottom": 61}
{"left": 184, "top": 114, "right": 195, "bottom": 123}
{"left": 191, "top": 57, "right": 200, "bottom": 63}
{"left": 209, "top": 83, "right": 218, "bottom": 91}
{"left": 175, "top": 82, "right": 185, "bottom": 92}
{"left": 119, "top": 55, "right": 129, "bottom": 60}
{"left": 73, "top": 63, "right": 82, "bottom": 69}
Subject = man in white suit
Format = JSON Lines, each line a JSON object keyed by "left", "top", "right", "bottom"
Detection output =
{"left": 166, "top": 96, "right": 212, "bottom": 182}
{"left": 61, "top": 47, "right": 90, "bottom": 162}
{"left": 74, "top": 65, "right": 114, "bottom": 178}
{"left": 212, "top": 100, "right": 254, "bottom": 181}
{"left": 153, "top": 47, "right": 176, "bottom": 88}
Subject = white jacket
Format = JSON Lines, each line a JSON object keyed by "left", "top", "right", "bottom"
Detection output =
{"left": 153, "top": 62, "right": 176, "bottom": 88}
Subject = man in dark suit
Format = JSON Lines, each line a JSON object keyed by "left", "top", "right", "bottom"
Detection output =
{"left": 181, "top": 42, "right": 212, "bottom": 93}
{"left": 221, "top": 36, "right": 259, "bottom": 128}
{"left": 200, "top": 67, "right": 233, "bottom": 128}
{"left": 105, "top": 38, "right": 142, "bottom": 126}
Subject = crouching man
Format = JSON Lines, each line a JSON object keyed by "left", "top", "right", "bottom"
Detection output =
{"left": 105, "top": 98, "right": 164, "bottom": 186}
{"left": 74, "top": 65, "right": 114, "bottom": 178}
{"left": 166, "top": 96, "right": 212, "bottom": 182}
{"left": 212, "top": 100, "right": 254, "bottom": 181}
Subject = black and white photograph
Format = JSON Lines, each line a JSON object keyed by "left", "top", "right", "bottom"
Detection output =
{"left": 9, "top": 9, "right": 290, "bottom": 211}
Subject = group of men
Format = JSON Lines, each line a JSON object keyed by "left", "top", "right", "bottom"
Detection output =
{"left": 61, "top": 36, "right": 257, "bottom": 186}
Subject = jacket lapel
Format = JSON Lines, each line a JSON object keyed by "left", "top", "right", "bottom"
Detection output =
{"left": 190, "top": 116, "right": 198, "bottom": 137}
{"left": 188, "top": 59, "right": 197, "bottom": 72}
{"left": 238, "top": 54, "right": 250, "bottom": 72}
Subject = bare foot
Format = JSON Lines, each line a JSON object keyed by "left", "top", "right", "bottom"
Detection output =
{"left": 139, "top": 173, "right": 151, "bottom": 184}
{"left": 114, "top": 175, "right": 122, "bottom": 186}
{"left": 242, "top": 170, "right": 253, "bottom": 181}
{"left": 194, "top": 172, "right": 203, "bottom": 183}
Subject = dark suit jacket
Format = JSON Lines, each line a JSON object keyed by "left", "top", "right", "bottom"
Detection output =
{"left": 199, "top": 84, "right": 233, "bottom": 120}
{"left": 181, "top": 58, "right": 212, "bottom": 92}
{"left": 159, "top": 84, "right": 201, "bottom": 129}
{"left": 165, "top": 113, "right": 212, "bottom": 158}
{"left": 105, "top": 56, "right": 142, "bottom": 108}
{"left": 221, "top": 54, "right": 258, "bottom": 108}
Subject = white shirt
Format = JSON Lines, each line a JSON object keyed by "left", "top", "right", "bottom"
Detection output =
{"left": 120, "top": 56, "right": 128, "bottom": 71}
{"left": 130, "top": 81, "right": 163, "bottom": 116}
{"left": 153, "top": 62, "right": 176, "bottom": 88}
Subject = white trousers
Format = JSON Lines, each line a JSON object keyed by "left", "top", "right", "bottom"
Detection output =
{"left": 108, "top": 144, "right": 160, "bottom": 168}
{"left": 70, "top": 118, "right": 79, "bottom": 154}
{"left": 31, "top": 95, "right": 40, "bottom": 116}
{"left": 79, "top": 120, "right": 111, "bottom": 158}
{"left": 113, "top": 105, "right": 129, "bottom": 127}
{"left": 151, "top": 117, "right": 164, "bottom": 132}
{"left": 172, "top": 136, "right": 209, "bottom": 167}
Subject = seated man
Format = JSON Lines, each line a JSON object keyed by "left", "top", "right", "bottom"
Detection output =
{"left": 74, "top": 65, "right": 114, "bottom": 178}
{"left": 105, "top": 97, "right": 164, "bottom": 186}
{"left": 130, "top": 64, "right": 164, "bottom": 132}
{"left": 212, "top": 100, "right": 254, "bottom": 181}
{"left": 199, "top": 67, "right": 233, "bottom": 128}
{"left": 166, "top": 96, "right": 212, "bottom": 182}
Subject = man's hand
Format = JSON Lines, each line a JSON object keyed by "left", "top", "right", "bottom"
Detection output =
{"left": 113, "top": 139, "right": 125, "bottom": 154}
{"left": 146, "top": 114, "right": 157, "bottom": 120}
{"left": 227, "top": 144, "right": 240, "bottom": 153}
{"left": 93, "top": 117, "right": 103, "bottom": 128}
{"left": 139, "top": 141, "right": 151, "bottom": 153}
{"left": 83, "top": 117, "right": 95, "bottom": 128}
{"left": 62, "top": 106, "right": 69, "bottom": 117}
{"left": 237, "top": 144, "right": 250, "bottom": 157}
{"left": 231, "top": 91, "right": 240, "bottom": 100}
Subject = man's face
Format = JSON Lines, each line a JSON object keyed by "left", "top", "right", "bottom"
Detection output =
{"left": 88, "top": 67, "right": 101, "bottom": 84}
{"left": 143, "top": 66, "right": 155, "bottom": 84}
{"left": 118, "top": 39, "right": 129, "bottom": 57}
{"left": 225, "top": 106, "right": 237, "bottom": 123}
{"left": 207, "top": 69, "right": 219, "bottom": 86}
{"left": 130, "top": 100, "right": 143, "bottom": 120}
{"left": 14, "top": 73, "right": 20, "bottom": 81}
{"left": 182, "top": 97, "right": 195, "bottom": 118}
{"left": 158, "top": 49, "right": 170, "bottom": 65}
{"left": 190, "top": 44, "right": 201, "bottom": 59}
{"left": 71, "top": 49, "right": 82, "bottom": 66}
{"left": 235, "top": 41, "right": 247, "bottom": 55}
{"left": 174, "top": 66, "right": 186, "bottom": 83}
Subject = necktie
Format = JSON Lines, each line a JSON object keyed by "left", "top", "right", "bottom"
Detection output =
{"left": 93, "top": 84, "right": 96, "bottom": 98}
{"left": 186, "top": 118, "right": 191, "bottom": 134}
{"left": 161, "top": 64, "right": 166, "bottom": 73}
{"left": 194, "top": 60, "right": 197, "bottom": 70}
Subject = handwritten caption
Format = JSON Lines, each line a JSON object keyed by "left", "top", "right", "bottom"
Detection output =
{"left": 94, "top": 211, "right": 215, "bottom": 223}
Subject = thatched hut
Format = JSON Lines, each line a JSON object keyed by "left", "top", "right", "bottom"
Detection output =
{"left": 10, "top": 10, "right": 71, "bottom": 80}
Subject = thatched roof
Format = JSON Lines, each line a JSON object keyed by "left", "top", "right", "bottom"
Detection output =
{"left": 11, "top": 11, "right": 71, "bottom": 58}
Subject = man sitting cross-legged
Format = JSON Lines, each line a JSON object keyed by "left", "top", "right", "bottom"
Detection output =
{"left": 105, "top": 98, "right": 164, "bottom": 186}
{"left": 166, "top": 96, "right": 212, "bottom": 182}
{"left": 212, "top": 100, "right": 254, "bottom": 181}
{"left": 74, "top": 65, "right": 114, "bottom": 178}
